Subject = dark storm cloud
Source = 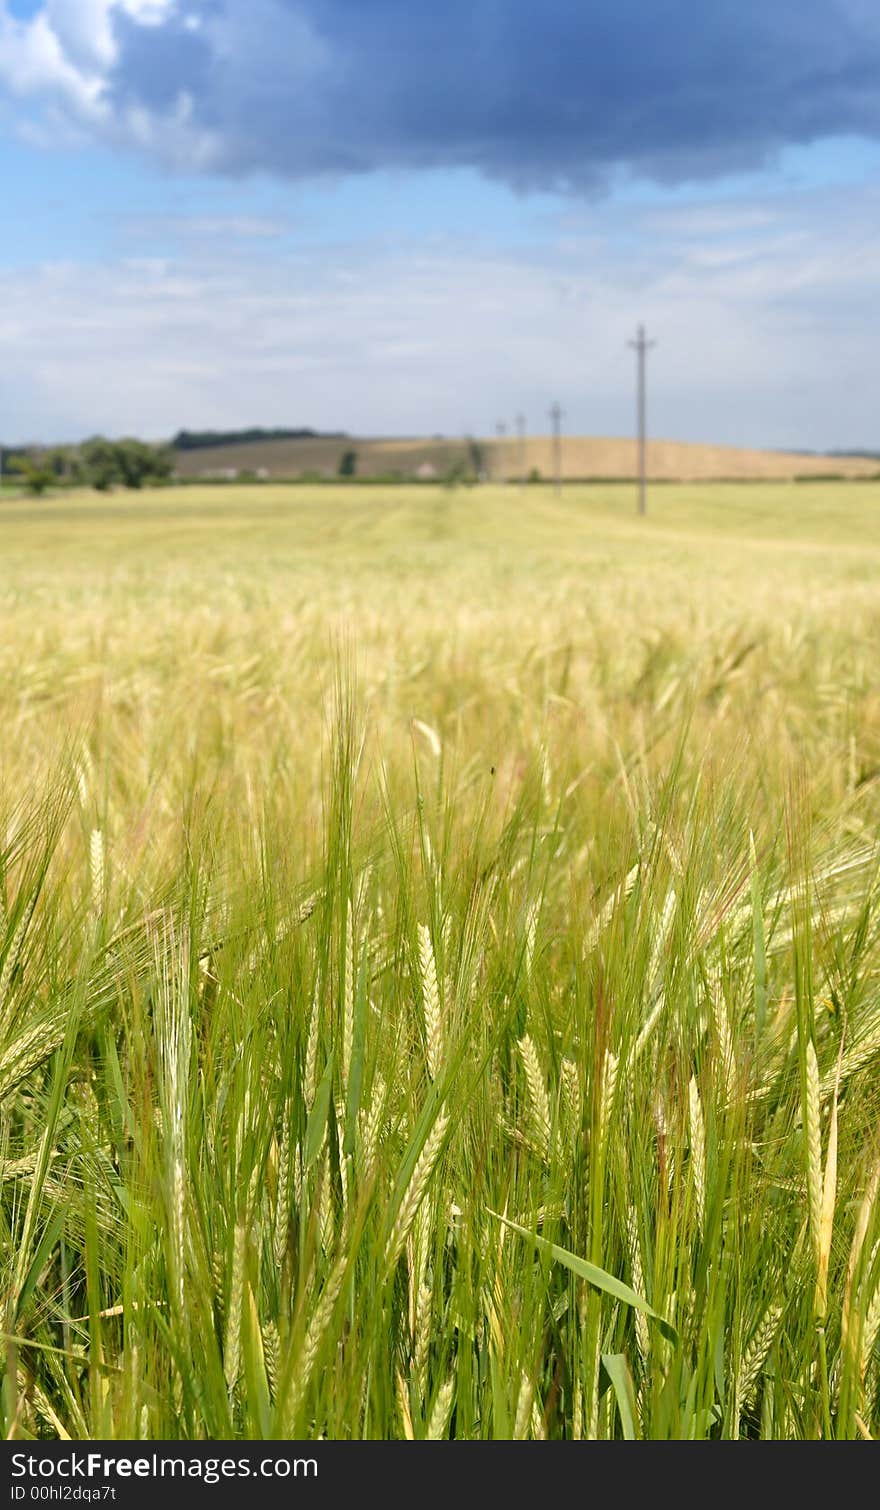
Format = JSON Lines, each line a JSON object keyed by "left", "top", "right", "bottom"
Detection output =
{"left": 5, "top": 1, "right": 880, "bottom": 188}
{"left": 93, "top": 0, "right": 880, "bottom": 188}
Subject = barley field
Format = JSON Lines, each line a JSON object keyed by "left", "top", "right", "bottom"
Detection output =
{"left": 3, "top": 480, "right": 880, "bottom": 1440}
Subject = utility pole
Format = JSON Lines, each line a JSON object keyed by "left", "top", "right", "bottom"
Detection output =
{"left": 516, "top": 413, "right": 526, "bottom": 492}
{"left": 628, "top": 324, "right": 657, "bottom": 516}
{"left": 496, "top": 421, "right": 507, "bottom": 483}
{"left": 549, "top": 402, "right": 563, "bottom": 496}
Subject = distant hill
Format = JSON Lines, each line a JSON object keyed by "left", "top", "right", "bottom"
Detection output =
{"left": 170, "top": 433, "right": 880, "bottom": 483}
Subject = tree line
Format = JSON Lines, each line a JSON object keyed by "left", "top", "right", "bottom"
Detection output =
{"left": 172, "top": 427, "right": 347, "bottom": 451}
{"left": 3, "top": 438, "right": 174, "bottom": 495}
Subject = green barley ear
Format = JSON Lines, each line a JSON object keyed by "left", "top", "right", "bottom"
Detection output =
{"left": 518, "top": 1034, "right": 551, "bottom": 1158}
{"left": 560, "top": 1057, "right": 581, "bottom": 1134}
{"left": 738, "top": 1303, "right": 784, "bottom": 1403}
{"left": 89, "top": 828, "right": 105, "bottom": 918}
{"left": 514, "top": 1370, "right": 534, "bottom": 1440}
{"left": 688, "top": 1076, "right": 706, "bottom": 1234}
{"left": 273, "top": 1101, "right": 294, "bottom": 1268}
{"left": 342, "top": 909, "right": 354, "bottom": 1089}
{"left": 304, "top": 985, "right": 321, "bottom": 1112}
{"left": 598, "top": 1048, "right": 619, "bottom": 1142}
{"left": 710, "top": 975, "right": 736, "bottom": 1106}
{"left": 524, "top": 901, "right": 539, "bottom": 980}
{"left": 156, "top": 926, "right": 192, "bottom": 1318}
{"left": 262, "top": 1320, "right": 280, "bottom": 1400}
{"left": 804, "top": 1040, "right": 823, "bottom": 1269}
{"left": 397, "top": 1371, "right": 415, "bottom": 1440}
{"left": 386, "top": 1112, "right": 449, "bottom": 1271}
{"left": 224, "top": 1220, "right": 247, "bottom": 1391}
{"left": 418, "top": 923, "right": 444, "bottom": 1081}
{"left": 413, "top": 1282, "right": 432, "bottom": 1402}
{"left": 425, "top": 1377, "right": 454, "bottom": 1440}
{"left": 815, "top": 1039, "right": 843, "bottom": 1322}
{"left": 318, "top": 1148, "right": 335, "bottom": 1254}
{"left": 358, "top": 1072, "right": 385, "bottom": 1182}
{"left": 281, "top": 1251, "right": 350, "bottom": 1432}
{"left": 626, "top": 1206, "right": 650, "bottom": 1368}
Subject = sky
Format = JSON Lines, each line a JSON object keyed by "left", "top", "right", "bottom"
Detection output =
{"left": 1, "top": 1, "right": 880, "bottom": 448}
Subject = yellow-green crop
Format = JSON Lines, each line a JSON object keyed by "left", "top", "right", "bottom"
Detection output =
{"left": 2, "top": 480, "right": 880, "bottom": 1439}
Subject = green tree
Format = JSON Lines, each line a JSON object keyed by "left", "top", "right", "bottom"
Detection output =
{"left": 9, "top": 457, "right": 55, "bottom": 495}
{"left": 338, "top": 449, "right": 358, "bottom": 478}
{"left": 46, "top": 447, "right": 70, "bottom": 480}
{"left": 81, "top": 437, "right": 174, "bottom": 491}
{"left": 81, "top": 437, "right": 119, "bottom": 491}
{"left": 114, "top": 439, "right": 165, "bottom": 489}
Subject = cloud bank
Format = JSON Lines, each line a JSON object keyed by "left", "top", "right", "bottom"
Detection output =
{"left": 3, "top": 1, "right": 880, "bottom": 189}
{"left": 3, "top": 187, "right": 877, "bottom": 448}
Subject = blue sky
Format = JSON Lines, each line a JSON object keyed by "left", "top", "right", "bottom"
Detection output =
{"left": 1, "top": 1, "right": 880, "bottom": 448}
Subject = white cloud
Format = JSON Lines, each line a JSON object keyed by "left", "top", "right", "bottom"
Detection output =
{"left": 122, "top": 214, "right": 286, "bottom": 240}
{"left": 0, "top": 8, "right": 106, "bottom": 116}
{"left": 45, "top": 0, "right": 120, "bottom": 70}
{"left": 0, "top": 1, "right": 186, "bottom": 149}
{"left": 1, "top": 187, "right": 878, "bottom": 450}
{"left": 45, "top": 0, "right": 176, "bottom": 62}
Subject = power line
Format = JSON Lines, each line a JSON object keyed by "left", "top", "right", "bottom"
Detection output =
{"left": 548, "top": 402, "right": 563, "bottom": 497}
{"left": 627, "top": 324, "right": 657, "bottom": 516}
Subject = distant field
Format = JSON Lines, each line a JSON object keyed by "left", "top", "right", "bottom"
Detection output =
{"left": 171, "top": 433, "right": 880, "bottom": 482}
{"left": 5, "top": 481, "right": 880, "bottom": 1440}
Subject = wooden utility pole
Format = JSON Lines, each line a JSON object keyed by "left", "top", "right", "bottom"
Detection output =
{"left": 549, "top": 402, "right": 563, "bottom": 496}
{"left": 516, "top": 413, "right": 526, "bottom": 491}
{"left": 496, "top": 421, "right": 507, "bottom": 483}
{"left": 628, "top": 324, "right": 656, "bottom": 516}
